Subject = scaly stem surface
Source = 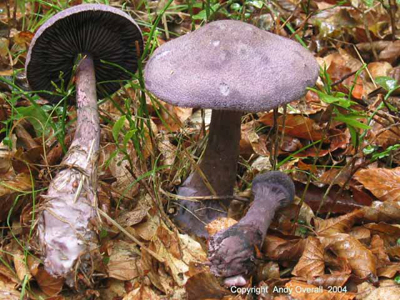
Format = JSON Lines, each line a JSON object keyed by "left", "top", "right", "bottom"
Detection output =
{"left": 38, "top": 55, "right": 100, "bottom": 283}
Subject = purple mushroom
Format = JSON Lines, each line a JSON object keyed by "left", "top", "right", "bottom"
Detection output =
{"left": 208, "top": 171, "right": 295, "bottom": 285}
{"left": 145, "top": 20, "right": 319, "bottom": 237}
{"left": 25, "top": 4, "right": 143, "bottom": 280}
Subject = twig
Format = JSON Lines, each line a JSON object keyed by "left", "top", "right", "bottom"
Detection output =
{"left": 159, "top": 188, "right": 249, "bottom": 202}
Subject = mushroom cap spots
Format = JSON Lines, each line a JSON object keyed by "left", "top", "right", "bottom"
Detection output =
{"left": 144, "top": 20, "right": 319, "bottom": 112}
{"left": 26, "top": 4, "right": 143, "bottom": 103}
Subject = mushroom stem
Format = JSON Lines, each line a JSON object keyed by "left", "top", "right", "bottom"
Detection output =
{"left": 174, "top": 110, "right": 242, "bottom": 237}
{"left": 37, "top": 55, "right": 100, "bottom": 282}
{"left": 72, "top": 54, "right": 100, "bottom": 153}
{"left": 208, "top": 172, "right": 295, "bottom": 282}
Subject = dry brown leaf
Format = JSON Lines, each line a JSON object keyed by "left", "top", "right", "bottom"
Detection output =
{"left": 370, "top": 235, "right": 390, "bottom": 266}
{"left": 259, "top": 114, "right": 324, "bottom": 141}
{"left": 292, "top": 237, "right": 325, "bottom": 279}
{"left": 0, "top": 172, "right": 31, "bottom": 222}
{"left": 263, "top": 236, "right": 306, "bottom": 261}
{"left": 157, "top": 135, "right": 177, "bottom": 168}
{"left": 364, "top": 223, "right": 400, "bottom": 246}
{"left": 355, "top": 167, "right": 400, "bottom": 202}
{"left": 133, "top": 211, "right": 160, "bottom": 241}
{"left": 12, "top": 248, "right": 30, "bottom": 282}
{"left": 314, "top": 210, "right": 364, "bottom": 236}
{"left": 106, "top": 240, "right": 141, "bottom": 281}
{"left": 386, "top": 245, "right": 400, "bottom": 260}
{"left": 157, "top": 100, "right": 192, "bottom": 132}
{"left": 367, "top": 61, "right": 393, "bottom": 80}
{"left": 358, "top": 279, "right": 400, "bottom": 300}
{"left": 362, "top": 200, "right": 400, "bottom": 223}
{"left": 367, "top": 117, "right": 400, "bottom": 148}
{"left": 34, "top": 267, "right": 64, "bottom": 296}
{"left": 123, "top": 285, "right": 161, "bottom": 300}
{"left": 156, "top": 225, "right": 181, "bottom": 259}
{"left": 377, "top": 263, "right": 400, "bottom": 278}
{"left": 138, "top": 248, "right": 173, "bottom": 294}
{"left": 116, "top": 203, "right": 150, "bottom": 227}
{"left": 257, "top": 261, "right": 281, "bottom": 281}
{"left": 240, "top": 120, "right": 268, "bottom": 157}
{"left": 0, "top": 262, "right": 18, "bottom": 284}
{"left": 0, "top": 279, "right": 20, "bottom": 300}
{"left": 27, "top": 255, "right": 40, "bottom": 277}
{"left": 349, "top": 226, "right": 371, "bottom": 244}
{"left": 13, "top": 31, "right": 33, "bottom": 48}
{"left": 320, "top": 233, "right": 376, "bottom": 279}
{"left": 379, "top": 40, "right": 400, "bottom": 63}
{"left": 185, "top": 270, "right": 231, "bottom": 300}
{"left": 307, "top": 273, "right": 351, "bottom": 290}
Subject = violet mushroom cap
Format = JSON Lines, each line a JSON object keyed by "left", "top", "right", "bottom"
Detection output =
{"left": 26, "top": 4, "right": 143, "bottom": 103}
{"left": 208, "top": 171, "right": 295, "bottom": 285}
{"left": 144, "top": 20, "right": 318, "bottom": 237}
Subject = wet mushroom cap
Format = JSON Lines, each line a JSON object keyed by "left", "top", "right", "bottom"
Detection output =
{"left": 26, "top": 4, "right": 143, "bottom": 103}
{"left": 145, "top": 20, "right": 319, "bottom": 112}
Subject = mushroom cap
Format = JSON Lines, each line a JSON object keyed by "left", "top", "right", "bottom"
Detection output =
{"left": 144, "top": 20, "right": 319, "bottom": 112}
{"left": 26, "top": 4, "right": 143, "bottom": 103}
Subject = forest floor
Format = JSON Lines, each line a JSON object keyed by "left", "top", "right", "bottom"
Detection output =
{"left": 0, "top": 0, "right": 400, "bottom": 299}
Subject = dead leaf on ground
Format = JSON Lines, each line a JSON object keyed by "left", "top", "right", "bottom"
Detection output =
{"left": 33, "top": 267, "right": 64, "bottom": 296}
{"left": 314, "top": 210, "right": 364, "bottom": 236}
{"left": 123, "top": 285, "right": 161, "bottom": 300}
{"left": 0, "top": 171, "right": 32, "bottom": 222}
{"left": 379, "top": 40, "right": 400, "bottom": 63}
{"left": 306, "top": 273, "right": 351, "bottom": 290}
{"left": 106, "top": 240, "right": 141, "bottom": 281}
{"left": 259, "top": 114, "right": 324, "bottom": 141}
{"left": 320, "top": 233, "right": 376, "bottom": 279}
{"left": 116, "top": 202, "right": 151, "bottom": 227}
{"left": 358, "top": 279, "right": 400, "bottom": 300}
{"left": 185, "top": 270, "right": 231, "bottom": 300}
{"left": 355, "top": 167, "right": 400, "bottom": 202}
{"left": 362, "top": 200, "right": 400, "bottom": 223}
{"left": 292, "top": 237, "right": 325, "bottom": 279}
{"left": 263, "top": 236, "right": 306, "bottom": 261}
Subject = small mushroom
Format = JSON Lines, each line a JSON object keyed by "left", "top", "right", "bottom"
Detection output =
{"left": 26, "top": 4, "right": 143, "bottom": 280}
{"left": 208, "top": 171, "right": 295, "bottom": 285}
{"left": 145, "top": 20, "right": 318, "bottom": 237}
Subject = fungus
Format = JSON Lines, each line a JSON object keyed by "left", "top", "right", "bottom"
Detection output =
{"left": 25, "top": 4, "right": 143, "bottom": 280}
{"left": 208, "top": 171, "right": 295, "bottom": 285}
{"left": 145, "top": 20, "right": 318, "bottom": 237}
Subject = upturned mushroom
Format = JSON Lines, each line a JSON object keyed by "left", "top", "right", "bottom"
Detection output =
{"left": 208, "top": 171, "right": 295, "bottom": 286}
{"left": 26, "top": 4, "right": 143, "bottom": 279}
{"left": 145, "top": 20, "right": 319, "bottom": 237}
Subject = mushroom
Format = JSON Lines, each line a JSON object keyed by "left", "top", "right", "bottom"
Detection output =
{"left": 144, "top": 20, "right": 319, "bottom": 237}
{"left": 208, "top": 171, "right": 295, "bottom": 286}
{"left": 25, "top": 4, "right": 143, "bottom": 279}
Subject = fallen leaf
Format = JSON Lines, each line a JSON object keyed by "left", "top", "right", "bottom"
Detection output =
{"left": 34, "top": 267, "right": 64, "bottom": 296}
{"left": 355, "top": 167, "right": 400, "bottom": 202}
{"left": 292, "top": 237, "right": 325, "bottom": 279}
{"left": 320, "top": 233, "right": 376, "bottom": 279}
{"left": 106, "top": 240, "right": 141, "bottom": 281}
